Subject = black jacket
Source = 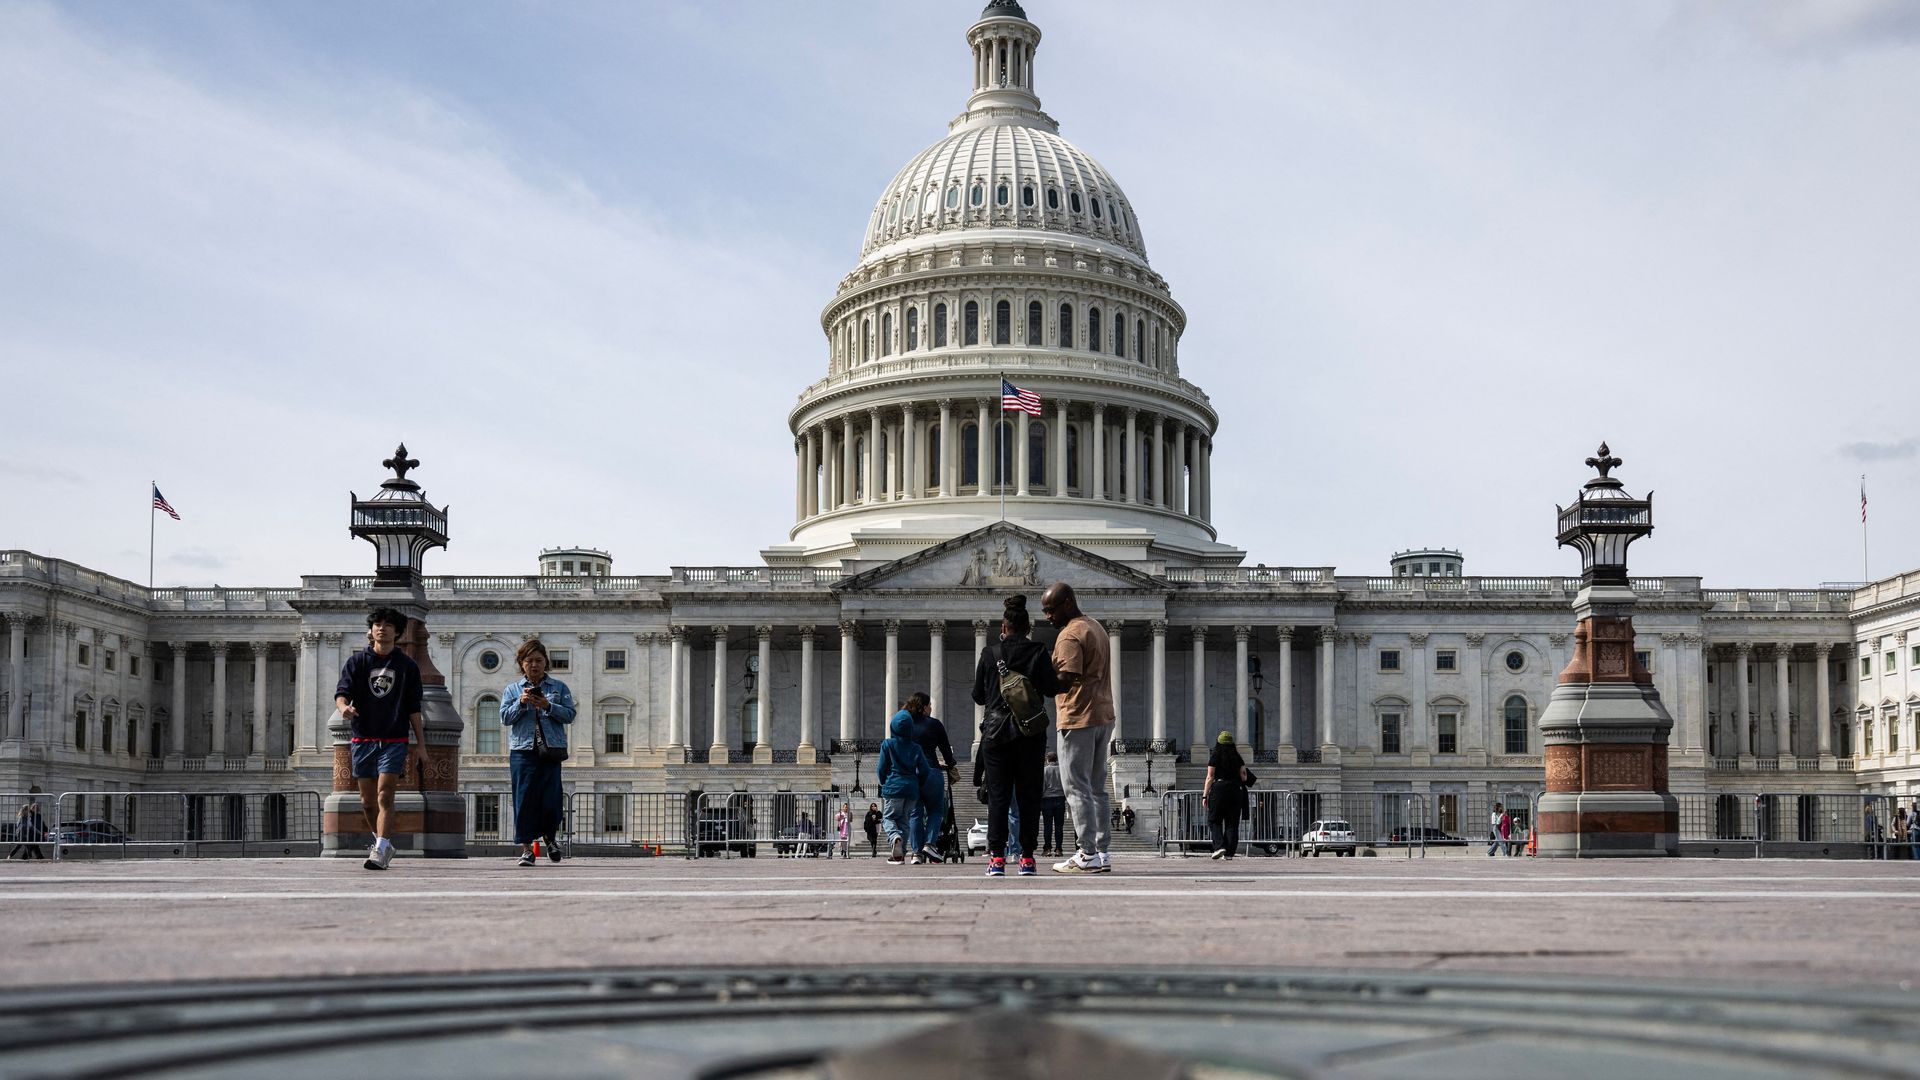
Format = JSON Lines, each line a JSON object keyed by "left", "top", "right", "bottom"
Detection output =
{"left": 971, "top": 633, "right": 1061, "bottom": 715}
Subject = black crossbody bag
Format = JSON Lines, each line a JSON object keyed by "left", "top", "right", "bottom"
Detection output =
{"left": 528, "top": 683, "right": 569, "bottom": 764}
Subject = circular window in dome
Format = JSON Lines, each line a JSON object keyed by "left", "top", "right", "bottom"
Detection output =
{"left": 946, "top": 186, "right": 960, "bottom": 210}
{"left": 479, "top": 650, "right": 501, "bottom": 673}
{"left": 1091, "top": 196, "right": 1102, "bottom": 219}
{"left": 1022, "top": 184, "right": 1035, "bottom": 208}
{"left": 996, "top": 184, "right": 1009, "bottom": 206}
{"left": 1505, "top": 650, "right": 1525, "bottom": 672}
{"left": 970, "top": 183, "right": 985, "bottom": 207}
{"left": 1069, "top": 190, "right": 1083, "bottom": 214}
{"left": 1046, "top": 187, "right": 1060, "bottom": 211}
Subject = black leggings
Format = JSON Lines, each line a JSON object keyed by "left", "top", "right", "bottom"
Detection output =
{"left": 1209, "top": 815, "right": 1239, "bottom": 856}
{"left": 983, "top": 736, "right": 1045, "bottom": 858}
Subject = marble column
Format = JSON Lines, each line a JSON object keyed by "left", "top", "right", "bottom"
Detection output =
{"left": 928, "top": 620, "right": 947, "bottom": 728}
{"left": 1150, "top": 415, "right": 1165, "bottom": 508}
{"left": 1123, "top": 407, "right": 1139, "bottom": 504}
{"left": 839, "top": 621, "right": 859, "bottom": 743}
{"left": 1734, "top": 642, "right": 1752, "bottom": 757}
{"left": 797, "top": 626, "right": 817, "bottom": 762}
{"left": 1276, "top": 626, "right": 1294, "bottom": 749}
{"left": 883, "top": 620, "right": 901, "bottom": 713}
{"left": 295, "top": 633, "right": 320, "bottom": 753}
{"left": 975, "top": 399, "right": 991, "bottom": 496}
{"left": 251, "top": 647, "right": 269, "bottom": 758}
{"left": 1098, "top": 403, "right": 1113, "bottom": 499}
{"left": 5, "top": 618, "right": 23, "bottom": 742}
{"left": 1816, "top": 642, "right": 1834, "bottom": 759}
{"left": 1149, "top": 620, "right": 1167, "bottom": 746}
{"left": 1190, "top": 627, "right": 1208, "bottom": 751}
{"left": 839, "top": 418, "right": 856, "bottom": 509}
{"left": 1199, "top": 437, "right": 1212, "bottom": 520}
{"left": 902, "top": 404, "right": 917, "bottom": 500}
{"left": 1109, "top": 621, "right": 1125, "bottom": 736}
{"left": 1774, "top": 645, "right": 1793, "bottom": 759}
{"left": 972, "top": 620, "right": 990, "bottom": 741}
{"left": 1233, "top": 625, "right": 1250, "bottom": 747}
{"left": 1015, "top": 411, "right": 1031, "bottom": 496}
{"left": 1054, "top": 399, "right": 1069, "bottom": 495}
{"left": 805, "top": 428, "right": 820, "bottom": 517}
{"left": 1318, "top": 628, "right": 1336, "bottom": 748}
{"left": 709, "top": 627, "right": 730, "bottom": 763}
{"left": 866, "top": 408, "right": 882, "bottom": 506}
{"left": 938, "top": 399, "right": 955, "bottom": 497}
{"left": 794, "top": 437, "right": 806, "bottom": 521}
{"left": 666, "top": 626, "right": 685, "bottom": 753}
{"left": 755, "top": 625, "right": 773, "bottom": 762}
{"left": 1174, "top": 425, "right": 1188, "bottom": 514}
{"left": 210, "top": 642, "right": 229, "bottom": 757}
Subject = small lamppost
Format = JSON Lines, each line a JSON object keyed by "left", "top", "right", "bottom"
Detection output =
{"left": 1555, "top": 442, "right": 1652, "bottom": 587}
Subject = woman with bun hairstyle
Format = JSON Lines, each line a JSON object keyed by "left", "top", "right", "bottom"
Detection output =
{"left": 970, "top": 594, "right": 1061, "bottom": 877}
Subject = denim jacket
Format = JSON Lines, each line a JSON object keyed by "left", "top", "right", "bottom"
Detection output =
{"left": 499, "top": 676, "right": 576, "bottom": 751}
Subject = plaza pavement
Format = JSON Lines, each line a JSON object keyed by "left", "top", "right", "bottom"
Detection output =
{"left": 2, "top": 853, "right": 1915, "bottom": 991}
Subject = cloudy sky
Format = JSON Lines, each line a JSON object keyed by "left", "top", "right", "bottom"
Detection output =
{"left": 3, "top": 0, "right": 1916, "bottom": 588}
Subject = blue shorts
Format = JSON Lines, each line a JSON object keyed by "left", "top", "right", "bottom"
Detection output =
{"left": 351, "top": 740, "right": 410, "bottom": 779}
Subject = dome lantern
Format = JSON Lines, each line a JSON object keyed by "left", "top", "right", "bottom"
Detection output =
{"left": 961, "top": 0, "right": 1046, "bottom": 130}
{"left": 1555, "top": 442, "right": 1653, "bottom": 588}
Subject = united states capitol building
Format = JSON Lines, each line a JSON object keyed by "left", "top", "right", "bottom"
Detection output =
{"left": 4, "top": 2, "right": 1917, "bottom": 840}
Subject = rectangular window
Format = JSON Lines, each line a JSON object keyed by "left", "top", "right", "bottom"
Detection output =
{"left": 1505, "top": 713, "right": 1528, "bottom": 754}
{"left": 604, "top": 649, "right": 627, "bottom": 672}
{"left": 155, "top": 661, "right": 165, "bottom": 682}
{"left": 130, "top": 655, "right": 141, "bottom": 677}
{"left": 1865, "top": 721, "right": 1875, "bottom": 756}
{"left": 605, "top": 712, "right": 626, "bottom": 754}
{"left": 1438, "top": 794, "right": 1460, "bottom": 834}
{"left": 1634, "top": 650, "right": 1652, "bottom": 673}
{"left": 547, "top": 649, "right": 571, "bottom": 673}
{"left": 104, "top": 649, "right": 117, "bottom": 672}
{"left": 1437, "top": 713, "right": 1458, "bottom": 754}
{"left": 603, "top": 793, "right": 627, "bottom": 834}
{"left": 1434, "top": 649, "right": 1457, "bottom": 672}
{"left": 76, "top": 643, "right": 91, "bottom": 667}
{"left": 1378, "top": 649, "right": 1401, "bottom": 672}
{"left": 1862, "top": 656, "right": 1873, "bottom": 679}
{"left": 74, "top": 710, "right": 88, "bottom": 751}
{"left": 1891, "top": 719, "right": 1900, "bottom": 754}
{"left": 1886, "top": 651, "right": 1897, "bottom": 674}
{"left": 474, "top": 794, "right": 500, "bottom": 836}
{"left": 476, "top": 724, "right": 500, "bottom": 754}
{"left": 1380, "top": 713, "right": 1401, "bottom": 754}
{"left": 1912, "top": 646, "right": 1920, "bottom": 667}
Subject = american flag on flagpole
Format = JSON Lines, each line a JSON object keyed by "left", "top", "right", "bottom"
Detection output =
{"left": 1001, "top": 378, "right": 1043, "bottom": 416}
{"left": 152, "top": 484, "right": 180, "bottom": 521}
{"left": 1861, "top": 477, "right": 1868, "bottom": 523}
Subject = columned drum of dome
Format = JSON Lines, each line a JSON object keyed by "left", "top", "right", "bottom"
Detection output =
{"left": 774, "top": 3, "right": 1244, "bottom": 569}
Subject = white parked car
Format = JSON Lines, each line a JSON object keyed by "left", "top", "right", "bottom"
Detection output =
{"left": 1301, "top": 819, "right": 1356, "bottom": 856}
{"left": 967, "top": 819, "right": 988, "bottom": 854}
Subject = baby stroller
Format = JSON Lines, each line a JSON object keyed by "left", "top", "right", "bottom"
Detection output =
{"left": 936, "top": 769, "right": 966, "bottom": 864}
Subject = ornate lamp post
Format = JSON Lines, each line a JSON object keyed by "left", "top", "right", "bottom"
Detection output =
{"left": 322, "top": 444, "right": 467, "bottom": 858}
{"left": 1537, "top": 444, "right": 1678, "bottom": 857}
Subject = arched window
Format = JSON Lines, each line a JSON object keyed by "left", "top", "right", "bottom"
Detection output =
{"left": 475, "top": 694, "right": 500, "bottom": 753}
{"left": 926, "top": 424, "right": 941, "bottom": 487}
{"left": 1022, "top": 184, "right": 1036, "bottom": 208}
{"left": 1088, "top": 306, "right": 1102, "bottom": 352}
{"left": 1046, "top": 187, "right": 1060, "bottom": 210}
{"left": 970, "top": 182, "right": 985, "bottom": 208}
{"left": 961, "top": 423, "right": 980, "bottom": 487}
{"left": 995, "top": 183, "right": 1009, "bottom": 206}
{"left": 880, "top": 311, "right": 893, "bottom": 357}
{"left": 1091, "top": 196, "right": 1103, "bottom": 219}
{"left": 994, "top": 300, "right": 1011, "bottom": 345}
{"left": 993, "top": 419, "right": 1014, "bottom": 488}
{"left": 963, "top": 301, "right": 980, "bottom": 345}
{"left": 1136, "top": 319, "right": 1145, "bottom": 362}
{"left": 861, "top": 318, "right": 871, "bottom": 362}
{"left": 1069, "top": 190, "right": 1083, "bottom": 214}
{"left": 1114, "top": 313, "right": 1126, "bottom": 358}
{"left": 1028, "top": 421, "right": 1047, "bottom": 487}
{"left": 922, "top": 188, "right": 938, "bottom": 214}
{"left": 934, "top": 303, "right": 948, "bottom": 347}
{"left": 1504, "top": 696, "right": 1529, "bottom": 754}
{"left": 1058, "top": 303, "right": 1073, "bottom": 348}
{"left": 1026, "top": 301, "right": 1043, "bottom": 346}
{"left": 945, "top": 185, "right": 960, "bottom": 210}
{"left": 906, "top": 307, "right": 919, "bottom": 351}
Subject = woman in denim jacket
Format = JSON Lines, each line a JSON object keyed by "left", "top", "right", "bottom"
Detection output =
{"left": 499, "top": 638, "right": 575, "bottom": 867}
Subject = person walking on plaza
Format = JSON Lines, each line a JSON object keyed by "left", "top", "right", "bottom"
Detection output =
{"left": 1041, "top": 582, "right": 1114, "bottom": 874}
{"left": 1040, "top": 751, "right": 1066, "bottom": 857}
{"left": 876, "top": 707, "right": 928, "bottom": 865}
{"left": 1864, "top": 802, "right": 1882, "bottom": 858}
{"left": 500, "top": 638, "right": 575, "bottom": 868}
{"left": 835, "top": 803, "right": 851, "bottom": 859}
{"left": 1910, "top": 798, "right": 1920, "bottom": 861}
{"left": 973, "top": 594, "right": 1061, "bottom": 877}
{"left": 1203, "top": 731, "right": 1247, "bottom": 860}
{"left": 8, "top": 799, "right": 46, "bottom": 860}
{"left": 863, "top": 802, "right": 881, "bottom": 857}
{"left": 1488, "top": 802, "right": 1505, "bottom": 857}
{"left": 906, "top": 692, "right": 958, "bottom": 864}
{"left": 335, "top": 607, "right": 426, "bottom": 872}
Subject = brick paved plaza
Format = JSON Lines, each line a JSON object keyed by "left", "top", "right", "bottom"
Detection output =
{"left": 4, "top": 854, "right": 1913, "bottom": 990}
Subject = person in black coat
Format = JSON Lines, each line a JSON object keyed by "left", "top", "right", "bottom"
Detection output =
{"left": 1203, "top": 731, "right": 1248, "bottom": 860}
{"left": 970, "top": 594, "right": 1062, "bottom": 874}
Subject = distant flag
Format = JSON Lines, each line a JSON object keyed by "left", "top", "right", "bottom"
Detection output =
{"left": 1001, "top": 378, "right": 1043, "bottom": 417}
{"left": 1861, "top": 476, "right": 1868, "bottom": 523}
{"left": 152, "top": 484, "right": 180, "bottom": 521}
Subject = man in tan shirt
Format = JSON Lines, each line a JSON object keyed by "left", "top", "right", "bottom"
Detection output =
{"left": 1042, "top": 582, "right": 1114, "bottom": 873}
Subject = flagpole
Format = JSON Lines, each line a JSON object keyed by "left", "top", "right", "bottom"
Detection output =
{"left": 1862, "top": 474, "right": 1869, "bottom": 582}
{"left": 997, "top": 375, "right": 1006, "bottom": 522}
{"left": 149, "top": 481, "right": 156, "bottom": 590}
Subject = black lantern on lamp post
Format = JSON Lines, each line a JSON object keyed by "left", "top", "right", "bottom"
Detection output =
{"left": 349, "top": 444, "right": 449, "bottom": 589}
{"left": 1556, "top": 443, "right": 1652, "bottom": 588}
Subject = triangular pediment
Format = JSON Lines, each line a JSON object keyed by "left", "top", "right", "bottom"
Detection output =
{"left": 833, "top": 522, "right": 1164, "bottom": 593}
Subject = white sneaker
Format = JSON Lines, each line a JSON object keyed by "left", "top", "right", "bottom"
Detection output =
{"left": 373, "top": 839, "right": 394, "bottom": 870}
{"left": 363, "top": 842, "right": 385, "bottom": 871}
{"left": 1052, "top": 851, "right": 1097, "bottom": 874}
{"left": 1210, "top": 849, "right": 1227, "bottom": 860}
{"left": 1096, "top": 851, "right": 1112, "bottom": 872}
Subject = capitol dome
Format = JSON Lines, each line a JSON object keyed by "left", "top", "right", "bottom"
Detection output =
{"left": 771, "top": 2, "right": 1244, "bottom": 570}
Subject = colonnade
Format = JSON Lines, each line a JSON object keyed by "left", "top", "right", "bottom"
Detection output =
{"left": 1709, "top": 641, "right": 1840, "bottom": 760}
{"left": 794, "top": 401, "right": 1212, "bottom": 523}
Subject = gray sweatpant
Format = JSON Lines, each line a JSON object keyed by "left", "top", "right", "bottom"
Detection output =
{"left": 1058, "top": 725, "right": 1111, "bottom": 857}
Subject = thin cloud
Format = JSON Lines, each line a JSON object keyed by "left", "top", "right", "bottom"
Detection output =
{"left": 1841, "top": 438, "right": 1919, "bottom": 462}
{"left": 0, "top": 458, "right": 85, "bottom": 484}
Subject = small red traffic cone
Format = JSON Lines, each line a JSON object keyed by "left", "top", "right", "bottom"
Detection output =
{"left": 531, "top": 839, "right": 542, "bottom": 858}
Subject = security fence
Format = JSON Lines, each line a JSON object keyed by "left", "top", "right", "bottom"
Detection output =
{"left": 561, "top": 792, "right": 690, "bottom": 854}
{"left": 1678, "top": 791, "right": 1905, "bottom": 858}
{"left": 690, "top": 790, "right": 844, "bottom": 858}
{"left": 1157, "top": 790, "right": 1432, "bottom": 857}
{"left": 37, "top": 791, "right": 321, "bottom": 858}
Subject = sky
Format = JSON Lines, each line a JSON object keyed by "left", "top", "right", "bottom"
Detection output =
{"left": 2, "top": 0, "right": 1916, "bottom": 589}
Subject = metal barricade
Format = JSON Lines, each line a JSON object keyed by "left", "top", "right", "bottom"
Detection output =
{"left": 1451, "top": 790, "right": 1536, "bottom": 857}
{"left": 692, "top": 791, "right": 841, "bottom": 859}
{"left": 1757, "top": 791, "right": 1900, "bottom": 859}
{"left": 560, "top": 792, "right": 690, "bottom": 855}
{"left": 49, "top": 791, "right": 322, "bottom": 858}
{"left": 1289, "top": 792, "right": 1430, "bottom": 858}
{"left": 1, "top": 792, "right": 54, "bottom": 860}
{"left": 52, "top": 791, "right": 187, "bottom": 858}
{"left": 1157, "top": 789, "right": 1295, "bottom": 857}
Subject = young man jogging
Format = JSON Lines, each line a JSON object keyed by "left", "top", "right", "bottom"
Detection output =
{"left": 335, "top": 607, "right": 426, "bottom": 871}
{"left": 1041, "top": 582, "right": 1115, "bottom": 874}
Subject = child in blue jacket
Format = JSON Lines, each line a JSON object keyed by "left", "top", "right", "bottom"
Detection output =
{"left": 876, "top": 708, "right": 928, "bottom": 865}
